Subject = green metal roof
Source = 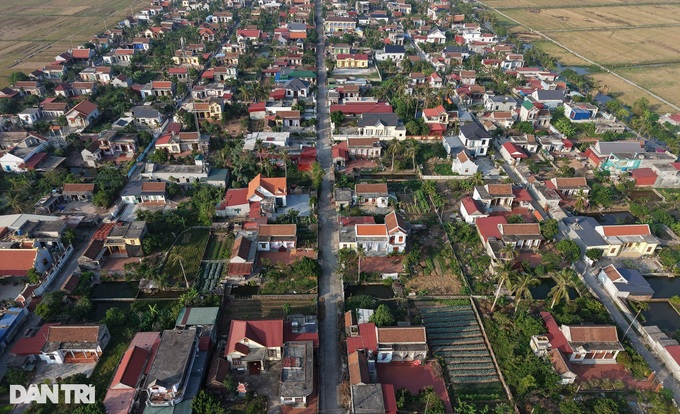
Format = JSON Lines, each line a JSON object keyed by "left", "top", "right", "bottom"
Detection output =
{"left": 282, "top": 70, "right": 317, "bottom": 79}
{"left": 521, "top": 100, "right": 534, "bottom": 110}
{"left": 175, "top": 307, "right": 219, "bottom": 326}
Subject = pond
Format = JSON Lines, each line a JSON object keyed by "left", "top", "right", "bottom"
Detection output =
{"left": 345, "top": 284, "right": 394, "bottom": 299}
{"left": 230, "top": 285, "right": 259, "bottom": 298}
{"left": 555, "top": 63, "right": 589, "bottom": 75}
{"left": 581, "top": 212, "right": 636, "bottom": 225}
{"left": 646, "top": 278, "right": 680, "bottom": 298}
{"left": 91, "top": 282, "right": 139, "bottom": 299}
{"left": 529, "top": 279, "right": 578, "bottom": 300}
{"left": 641, "top": 302, "right": 680, "bottom": 334}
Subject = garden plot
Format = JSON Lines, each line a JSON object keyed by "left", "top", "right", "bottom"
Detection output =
{"left": 196, "top": 262, "right": 224, "bottom": 294}
{"left": 416, "top": 301, "right": 502, "bottom": 389}
{"left": 397, "top": 192, "right": 433, "bottom": 216}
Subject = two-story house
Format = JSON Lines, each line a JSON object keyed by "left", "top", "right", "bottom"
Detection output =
{"left": 65, "top": 100, "right": 99, "bottom": 129}
{"left": 104, "top": 221, "right": 147, "bottom": 257}
{"left": 154, "top": 131, "right": 208, "bottom": 155}
{"left": 225, "top": 320, "right": 284, "bottom": 373}
{"left": 145, "top": 329, "right": 198, "bottom": 406}
{"left": 248, "top": 174, "right": 287, "bottom": 214}
{"left": 459, "top": 122, "right": 491, "bottom": 156}
{"left": 357, "top": 113, "right": 406, "bottom": 140}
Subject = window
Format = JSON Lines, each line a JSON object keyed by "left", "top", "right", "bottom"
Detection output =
{"left": 232, "top": 358, "right": 241, "bottom": 366}
{"left": 267, "top": 349, "right": 277, "bottom": 358}
{"left": 646, "top": 246, "right": 653, "bottom": 253}
{"left": 610, "top": 248, "right": 617, "bottom": 254}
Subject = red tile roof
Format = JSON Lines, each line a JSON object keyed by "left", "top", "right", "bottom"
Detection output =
{"left": 0, "top": 249, "right": 38, "bottom": 277}
{"left": 284, "top": 322, "right": 319, "bottom": 348}
{"left": 360, "top": 256, "right": 403, "bottom": 275}
{"left": 356, "top": 224, "right": 387, "bottom": 237}
{"left": 475, "top": 216, "right": 507, "bottom": 243}
{"left": 339, "top": 216, "right": 375, "bottom": 226}
{"left": 600, "top": 224, "right": 651, "bottom": 237}
{"left": 502, "top": 142, "right": 528, "bottom": 158}
{"left": 375, "top": 361, "right": 453, "bottom": 413}
{"left": 248, "top": 174, "right": 287, "bottom": 199}
{"left": 11, "top": 323, "right": 60, "bottom": 356}
{"left": 63, "top": 183, "right": 95, "bottom": 193}
{"left": 110, "top": 346, "right": 148, "bottom": 388}
{"left": 24, "top": 152, "right": 48, "bottom": 169}
{"left": 461, "top": 197, "right": 482, "bottom": 215}
{"left": 346, "top": 323, "right": 378, "bottom": 354}
{"left": 70, "top": 100, "right": 98, "bottom": 116}
{"left": 540, "top": 311, "right": 572, "bottom": 353}
{"left": 228, "top": 262, "right": 253, "bottom": 276}
{"left": 382, "top": 384, "right": 398, "bottom": 414}
{"left": 665, "top": 345, "right": 680, "bottom": 365}
{"left": 225, "top": 320, "right": 283, "bottom": 356}
{"left": 512, "top": 187, "right": 533, "bottom": 202}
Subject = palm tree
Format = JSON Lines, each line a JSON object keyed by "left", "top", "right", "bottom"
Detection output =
{"left": 549, "top": 268, "right": 575, "bottom": 309}
{"left": 574, "top": 189, "right": 589, "bottom": 212}
{"left": 470, "top": 171, "right": 484, "bottom": 187}
{"left": 167, "top": 250, "right": 190, "bottom": 288}
{"left": 386, "top": 139, "right": 402, "bottom": 172}
{"left": 512, "top": 272, "right": 540, "bottom": 313}
{"left": 254, "top": 138, "right": 266, "bottom": 165}
{"left": 404, "top": 139, "right": 419, "bottom": 172}
{"left": 499, "top": 243, "right": 518, "bottom": 263}
{"left": 491, "top": 261, "right": 516, "bottom": 312}
{"left": 356, "top": 245, "right": 366, "bottom": 283}
{"left": 238, "top": 84, "right": 252, "bottom": 102}
{"left": 393, "top": 75, "right": 409, "bottom": 97}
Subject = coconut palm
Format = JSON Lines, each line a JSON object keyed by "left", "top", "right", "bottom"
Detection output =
{"left": 499, "top": 243, "right": 518, "bottom": 263}
{"left": 167, "top": 250, "right": 189, "bottom": 288}
{"left": 491, "top": 261, "right": 516, "bottom": 312}
{"left": 238, "top": 84, "right": 253, "bottom": 102}
{"left": 549, "top": 268, "right": 575, "bottom": 309}
{"left": 574, "top": 189, "right": 589, "bottom": 212}
{"left": 404, "top": 139, "right": 419, "bottom": 172}
{"left": 356, "top": 245, "right": 366, "bottom": 283}
{"left": 393, "top": 75, "right": 409, "bottom": 97}
{"left": 512, "top": 272, "right": 540, "bottom": 313}
{"left": 386, "top": 138, "right": 403, "bottom": 172}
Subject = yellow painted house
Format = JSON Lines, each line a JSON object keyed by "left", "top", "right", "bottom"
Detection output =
{"left": 336, "top": 54, "right": 369, "bottom": 68}
{"left": 193, "top": 99, "right": 224, "bottom": 120}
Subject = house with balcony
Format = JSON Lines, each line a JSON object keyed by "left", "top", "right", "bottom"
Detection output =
{"left": 459, "top": 122, "right": 491, "bottom": 156}
{"left": 120, "top": 181, "right": 167, "bottom": 204}
{"left": 145, "top": 329, "right": 198, "bottom": 406}
{"left": 104, "top": 221, "right": 147, "bottom": 257}
{"left": 225, "top": 319, "right": 283, "bottom": 373}
{"left": 323, "top": 16, "right": 357, "bottom": 33}
{"left": 376, "top": 326, "right": 428, "bottom": 363}
{"left": 546, "top": 177, "right": 590, "bottom": 197}
{"left": 248, "top": 174, "right": 287, "bottom": 214}
{"left": 354, "top": 183, "right": 389, "bottom": 208}
{"left": 472, "top": 184, "right": 515, "bottom": 211}
{"left": 336, "top": 54, "right": 369, "bottom": 68}
{"left": 154, "top": 131, "right": 208, "bottom": 155}
{"left": 585, "top": 141, "right": 644, "bottom": 168}
{"left": 540, "top": 312, "right": 623, "bottom": 365}
{"left": 357, "top": 113, "right": 406, "bottom": 140}
{"left": 140, "top": 81, "right": 175, "bottom": 99}
{"left": 257, "top": 224, "right": 297, "bottom": 252}
{"left": 130, "top": 106, "right": 165, "bottom": 128}
{"left": 476, "top": 216, "right": 543, "bottom": 258}
{"left": 0, "top": 132, "right": 50, "bottom": 173}
{"left": 32, "top": 324, "right": 110, "bottom": 364}
{"left": 340, "top": 211, "right": 407, "bottom": 254}
{"left": 346, "top": 138, "right": 381, "bottom": 159}
{"left": 65, "top": 100, "right": 99, "bottom": 129}
{"left": 595, "top": 224, "right": 659, "bottom": 257}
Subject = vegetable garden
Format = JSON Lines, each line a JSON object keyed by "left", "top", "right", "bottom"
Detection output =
{"left": 418, "top": 301, "right": 502, "bottom": 391}
{"left": 203, "top": 234, "right": 234, "bottom": 260}
{"left": 398, "top": 191, "right": 433, "bottom": 215}
{"left": 196, "top": 262, "right": 224, "bottom": 294}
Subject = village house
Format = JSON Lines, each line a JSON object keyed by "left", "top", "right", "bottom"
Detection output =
{"left": 225, "top": 319, "right": 284, "bottom": 373}
{"left": 62, "top": 183, "right": 94, "bottom": 201}
{"left": 130, "top": 106, "right": 165, "bottom": 128}
{"left": 0, "top": 132, "right": 52, "bottom": 173}
{"left": 248, "top": 174, "right": 287, "bottom": 214}
{"left": 546, "top": 177, "right": 590, "bottom": 197}
{"left": 154, "top": 131, "right": 208, "bottom": 155}
{"left": 140, "top": 81, "right": 175, "bottom": 99}
{"left": 598, "top": 264, "right": 654, "bottom": 301}
{"left": 11, "top": 324, "right": 110, "bottom": 364}
{"left": 459, "top": 122, "right": 491, "bottom": 156}
{"left": 120, "top": 181, "right": 167, "bottom": 204}
{"left": 145, "top": 329, "right": 198, "bottom": 406}
{"left": 354, "top": 183, "right": 389, "bottom": 208}
{"left": 472, "top": 184, "right": 515, "bottom": 211}
{"left": 216, "top": 188, "right": 250, "bottom": 217}
{"left": 336, "top": 54, "right": 369, "bottom": 68}
{"left": 459, "top": 197, "right": 489, "bottom": 224}
{"left": 539, "top": 312, "right": 623, "bottom": 365}
{"left": 357, "top": 113, "right": 406, "bottom": 140}
{"left": 500, "top": 141, "right": 528, "bottom": 165}
{"left": 595, "top": 224, "right": 659, "bottom": 257}
{"left": 324, "top": 16, "right": 357, "bottom": 33}
{"left": 280, "top": 341, "right": 314, "bottom": 407}
{"left": 451, "top": 150, "right": 478, "bottom": 176}
{"left": 346, "top": 138, "right": 381, "bottom": 159}
{"left": 257, "top": 224, "right": 297, "bottom": 252}
{"left": 65, "top": 100, "right": 99, "bottom": 129}
{"left": 339, "top": 211, "right": 408, "bottom": 254}
{"left": 375, "top": 45, "right": 405, "bottom": 62}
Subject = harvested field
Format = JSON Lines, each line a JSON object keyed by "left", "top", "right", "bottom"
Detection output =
{"left": 550, "top": 27, "right": 680, "bottom": 66}
{"left": 484, "top": 0, "right": 680, "bottom": 111}
{"left": 504, "top": 4, "right": 680, "bottom": 32}
{"left": 485, "top": 0, "right": 680, "bottom": 9}
{"left": 589, "top": 72, "right": 675, "bottom": 113}
{"left": 0, "top": 0, "right": 148, "bottom": 85}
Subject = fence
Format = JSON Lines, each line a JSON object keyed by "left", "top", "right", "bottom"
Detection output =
{"left": 34, "top": 245, "right": 74, "bottom": 296}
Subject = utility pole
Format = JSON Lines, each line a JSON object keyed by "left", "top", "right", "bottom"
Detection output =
{"left": 179, "top": 257, "right": 189, "bottom": 288}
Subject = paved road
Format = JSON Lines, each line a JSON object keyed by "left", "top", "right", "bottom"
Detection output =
{"left": 574, "top": 260, "right": 680, "bottom": 404}
{"left": 314, "top": 2, "right": 345, "bottom": 412}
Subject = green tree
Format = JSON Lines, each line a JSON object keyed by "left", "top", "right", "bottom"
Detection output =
{"left": 370, "top": 304, "right": 395, "bottom": 327}
{"left": 63, "top": 228, "right": 77, "bottom": 246}
{"left": 386, "top": 138, "right": 403, "bottom": 172}
{"left": 586, "top": 248, "right": 604, "bottom": 261}
{"left": 72, "top": 401, "right": 106, "bottom": 414}
{"left": 540, "top": 218, "right": 559, "bottom": 241}
{"left": 309, "top": 162, "right": 324, "bottom": 190}
{"left": 632, "top": 97, "right": 649, "bottom": 117}
{"left": 556, "top": 239, "right": 581, "bottom": 262}
{"left": 491, "top": 261, "right": 516, "bottom": 312}
{"left": 192, "top": 390, "right": 226, "bottom": 414}
{"left": 8, "top": 71, "right": 28, "bottom": 84}
{"left": 512, "top": 272, "right": 540, "bottom": 313}
{"left": 550, "top": 269, "right": 575, "bottom": 308}
{"left": 26, "top": 267, "right": 42, "bottom": 284}
{"left": 330, "top": 110, "right": 345, "bottom": 126}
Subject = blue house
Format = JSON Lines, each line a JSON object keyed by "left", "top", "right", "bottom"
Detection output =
{"left": 0, "top": 307, "right": 28, "bottom": 350}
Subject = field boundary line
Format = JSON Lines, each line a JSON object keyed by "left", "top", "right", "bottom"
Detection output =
{"left": 482, "top": 1, "right": 680, "bottom": 112}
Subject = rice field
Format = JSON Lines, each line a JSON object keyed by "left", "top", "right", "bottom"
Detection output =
{"left": 0, "top": 0, "right": 148, "bottom": 85}
{"left": 483, "top": 0, "right": 680, "bottom": 111}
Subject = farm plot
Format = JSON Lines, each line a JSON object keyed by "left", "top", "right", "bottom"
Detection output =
{"left": 484, "top": 0, "right": 679, "bottom": 10}
{"left": 196, "top": 262, "right": 224, "bottom": 294}
{"left": 397, "top": 191, "right": 432, "bottom": 216}
{"left": 203, "top": 234, "right": 234, "bottom": 260}
{"left": 225, "top": 295, "right": 317, "bottom": 320}
{"left": 589, "top": 72, "right": 675, "bottom": 113}
{"left": 416, "top": 302, "right": 503, "bottom": 391}
{"left": 162, "top": 228, "right": 210, "bottom": 287}
{"left": 0, "top": 0, "right": 148, "bottom": 84}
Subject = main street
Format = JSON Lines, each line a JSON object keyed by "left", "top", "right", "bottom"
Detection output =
{"left": 314, "top": 0, "right": 344, "bottom": 412}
